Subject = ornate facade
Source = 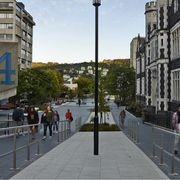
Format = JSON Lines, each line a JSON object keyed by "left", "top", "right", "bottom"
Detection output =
{"left": 135, "top": 0, "right": 180, "bottom": 119}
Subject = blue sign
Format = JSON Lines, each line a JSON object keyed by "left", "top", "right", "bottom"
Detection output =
{"left": 0, "top": 52, "right": 16, "bottom": 85}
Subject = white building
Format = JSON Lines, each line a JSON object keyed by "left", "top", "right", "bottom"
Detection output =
{"left": 64, "top": 78, "right": 78, "bottom": 90}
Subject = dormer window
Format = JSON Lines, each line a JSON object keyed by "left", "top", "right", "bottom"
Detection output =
{"left": 174, "top": 0, "right": 179, "bottom": 13}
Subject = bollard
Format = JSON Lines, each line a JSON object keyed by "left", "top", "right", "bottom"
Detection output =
{"left": 159, "top": 133, "right": 165, "bottom": 166}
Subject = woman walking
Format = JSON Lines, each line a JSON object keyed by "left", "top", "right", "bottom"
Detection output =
{"left": 41, "top": 106, "right": 54, "bottom": 140}
{"left": 27, "top": 106, "right": 39, "bottom": 140}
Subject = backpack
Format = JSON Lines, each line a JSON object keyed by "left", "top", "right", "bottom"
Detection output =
{"left": 12, "top": 109, "right": 24, "bottom": 122}
{"left": 70, "top": 116, "right": 73, "bottom": 122}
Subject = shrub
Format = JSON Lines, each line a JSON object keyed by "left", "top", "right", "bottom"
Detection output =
{"left": 127, "top": 102, "right": 143, "bottom": 117}
{"left": 80, "top": 123, "right": 120, "bottom": 132}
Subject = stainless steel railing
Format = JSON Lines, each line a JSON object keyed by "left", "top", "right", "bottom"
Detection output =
{"left": 0, "top": 118, "right": 82, "bottom": 171}
{"left": 125, "top": 119, "right": 180, "bottom": 176}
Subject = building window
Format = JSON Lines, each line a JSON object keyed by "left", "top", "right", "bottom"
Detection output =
{"left": 0, "top": 13, "right": 13, "bottom": 18}
{"left": 172, "top": 27, "right": 180, "bottom": 59}
{"left": 0, "top": 23, "right": 13, "bottom": 29}
{"left": 16, "top": 5, "right": 21, "bottom": 12}
{"left": 0, "top": 34, "right": 12, "bottom": 40}
{"left": 22, "top": 21, "right": 26, "bottom": 27}
{"left": 6, "top": 34, "right": 12, "bottom": 40}
{"left": 161, "top": 39, "right": 163, "bottom": 46}
{"left": 27, "top": 33, "right": 31, "bottom": 40}
{"left": 21, "top": 39, "right": 26, "bottom": 46}
{"left": 21, "top": 49, "right": 26, "bottom": 55}
{"left": 172, "top": 70, "right": 180, "bottom": 101}
{"left": 174, "top": 0, "right": 179, "bottom": 13}
{"left": 16, "top": 15, "right": 21, "bottom": 22}
{"left": 0, "top": 2, "right": 13, "bottom": 8}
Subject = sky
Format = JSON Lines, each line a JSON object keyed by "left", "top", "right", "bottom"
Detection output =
{"left": 20, "top": 0, "right": 149, "bottom": 63}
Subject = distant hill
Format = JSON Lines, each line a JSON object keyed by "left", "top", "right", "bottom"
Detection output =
{"left": 32, "top": 58, "right": 130, "bottom": 78}
{"left": 102, "top": 59, "right": 130, "bottom": 65}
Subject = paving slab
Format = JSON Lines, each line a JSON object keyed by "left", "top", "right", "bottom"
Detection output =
{"left": 11, "top": 132, "right": 169, "bottom": 179}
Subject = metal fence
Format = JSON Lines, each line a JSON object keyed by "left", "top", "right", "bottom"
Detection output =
{"left": 125, "top": 119, "right": 180, "bottom": 176}
{"left": 0, "top": 118, "right": 82, "bottom": 172}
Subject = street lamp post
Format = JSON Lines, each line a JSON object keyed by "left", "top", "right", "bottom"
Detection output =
{"left": 92, "top": 0, "right": 101, "bottom": 156}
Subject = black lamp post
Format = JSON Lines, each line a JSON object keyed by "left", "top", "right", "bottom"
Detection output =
{"left": 92, "top": 0, "right": 101, "bottom": 156}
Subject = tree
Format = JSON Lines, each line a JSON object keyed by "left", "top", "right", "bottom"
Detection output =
{"left": 75, "top": 76, "right": 94, "bottom": 98}
{"left": 104, "top": 65, "right": 135, "bottom": 105}
{"left": 11, "top": 68, "right": 64, "bottom": 105}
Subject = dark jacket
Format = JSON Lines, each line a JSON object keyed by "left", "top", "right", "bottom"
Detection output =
{"left": 12, "top": 108, "right": 24, "bottom": 122}
{"left": 27, "top": 111, "right": 39, "bottom": 125}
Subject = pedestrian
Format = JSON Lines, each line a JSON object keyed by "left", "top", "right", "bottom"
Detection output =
{"left": 41, "top": 106, "right": 54, "bottom": 140}
{"left": 78, "top": 99, "right": 81, "bottom": 107}
{"left": 65, "top": 109, "right": 73, "bottom": 131}
{"left": 12, "top": 104, "right": 24, "bottom": 136}
{"left": 27, "top": 106, "right": 39, "bottom": 140}
{"left": 53, "top": 110, "right": 60, "bottom": 133}
{"left": 119, "top": 110, "right": 126, "bottom": 130}
{"left": 171, "top": 104, "right": 180, "bottom": 155}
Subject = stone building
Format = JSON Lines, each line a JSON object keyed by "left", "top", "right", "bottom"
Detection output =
{"left": 136, "top": 35, "right": 146, "bottom": 106}
{"left": 135, "top": 0, "right": 180, "bottom": 126}
{"left": 130, "top": 37, "right": 145, "bottom": 70}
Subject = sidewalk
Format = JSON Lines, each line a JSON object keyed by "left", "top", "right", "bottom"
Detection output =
{"left": 11, "top": 132, "right": 168, "bottom": 179}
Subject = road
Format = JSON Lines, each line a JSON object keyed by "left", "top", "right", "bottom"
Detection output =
{"left": 0, "top": 100, "right": 93, "bottom": 179}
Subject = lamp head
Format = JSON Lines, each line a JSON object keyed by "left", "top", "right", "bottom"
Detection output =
{"left": 93, "top": 0, "right": 101, "bottom": 6}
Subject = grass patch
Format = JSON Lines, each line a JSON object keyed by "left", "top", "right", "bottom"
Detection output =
{"left": 80, "top": 123, "right": 120, "bottom": 132}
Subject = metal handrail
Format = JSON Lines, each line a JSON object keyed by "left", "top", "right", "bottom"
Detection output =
{"left": 145, "top": 122, "right": 180, "bottom": 136}
{"left": 126, "top": 118, "right": 180, "bottom": 176}
{"left": 0, "top": 118, "right": 82, "bottom": 172}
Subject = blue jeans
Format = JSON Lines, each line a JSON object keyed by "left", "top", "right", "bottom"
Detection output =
{"left": 53, "top": 121, "right": 59, "bottom": 131}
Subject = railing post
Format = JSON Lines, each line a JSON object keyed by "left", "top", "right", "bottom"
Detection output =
{"left": 57, "top": 122, "right": 60, "bottom": 143}
{"left": 169, "top": 132, "right": 178, "bottom": 176}
{"left": 66, "top": 121, "right": 69, "bottom": 138}
{"left": 159, "top": 133, "right": 165, "bottom": 166}
{"left": 152, "top": 125, "right": 156, "bottom": 158}
{"left": 136, "top": 121, "right": 140, "bottom": 144}
{"left": 36, "top": 124, "right": 41, "bottom": 156}
{"left": 27, "top": 127, "right": 30, "bottom": 161}
{"left": 64, "top": 121, "right": 66, "bottom": 140}
{"left": 61, "top": 121, "right": 63, "bottom": 142}
{"left": 11, "top": 128, "right": 18, "bottom": 170}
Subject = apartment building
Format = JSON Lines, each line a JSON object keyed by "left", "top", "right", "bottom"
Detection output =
{"left": 0, "top": 0, "right": 35, "bottom": 69}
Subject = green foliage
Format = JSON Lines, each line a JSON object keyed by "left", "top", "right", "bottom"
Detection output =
{"left": 11, "top": 68, "right": 64, "bottom": 105}
{"left": 104, "top": 65, "right": 135, "bottom": 105}
{"left": 99, "top": 76, "right": 107, "bottom": 112}
{"left": 126, "top": 102, "right": 143, "bottom": 117}
{"left": 80, "top": 123, "right": 120, "bottom": 131}
{"left": 75, "top": 76, "right": 94, "bottom": 98}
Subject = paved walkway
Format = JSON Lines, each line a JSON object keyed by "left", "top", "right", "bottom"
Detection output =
{"left": 11, "top": 132, "right": 168, "bottom": 179}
